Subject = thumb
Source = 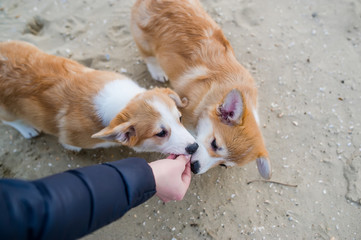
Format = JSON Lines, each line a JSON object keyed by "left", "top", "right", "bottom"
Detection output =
{"left": 182, "top": 160, "right": 192, "bottom": 184}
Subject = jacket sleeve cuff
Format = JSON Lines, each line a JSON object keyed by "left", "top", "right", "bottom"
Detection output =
{"left": 102, "top": 157, "right": 156, "bottom": 208}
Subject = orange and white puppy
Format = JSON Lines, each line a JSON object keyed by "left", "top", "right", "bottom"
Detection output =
{"left": 131, "top": 0, "right": 271, "bottom": 178}
{"left": 0, "top": 41, "right": 199, "bottom": 155}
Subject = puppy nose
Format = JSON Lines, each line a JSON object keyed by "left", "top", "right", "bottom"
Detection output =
{"left": 191, "top": 161, "right": 200, "bottom": 174}
{"left": 185, "top": 142, "right": 199, "bottom": 154}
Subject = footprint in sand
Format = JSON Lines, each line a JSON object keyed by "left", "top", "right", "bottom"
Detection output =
{"left": 344, "top": 154, "right": 361, "bottom": 205}
{"left": 23, "top": 15, "right": 48, "bottom": 36}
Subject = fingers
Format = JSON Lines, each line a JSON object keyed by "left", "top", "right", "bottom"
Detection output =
{"left": 182, "top": 161, "right": 192, "bottom": 185}
{"left": 174, "top": 155, "right": 191, "bottom": 185}
{"left": 154, "top": 155, "right": 192, "bottom": 203}
{"left": 169, "top": 156, "right": 192, "bottom": 202}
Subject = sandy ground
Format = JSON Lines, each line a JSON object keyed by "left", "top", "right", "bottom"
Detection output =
{"left": 1, "top": 0, "right": 361, "bottom": 239}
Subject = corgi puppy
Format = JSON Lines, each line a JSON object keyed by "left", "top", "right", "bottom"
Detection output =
{"left": 0, "top": 41, "right": 199, "bottom": 156}
{"left": 131, "top": 0, "right": 271, "bottom": 178}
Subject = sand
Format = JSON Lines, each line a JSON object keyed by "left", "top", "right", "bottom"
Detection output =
{"left": 0, "top": 0, "right": 360, "bottom": 239}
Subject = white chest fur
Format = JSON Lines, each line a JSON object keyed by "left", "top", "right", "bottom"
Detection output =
{"left": 93, "top": 79, "right": 145, "bottom": 126}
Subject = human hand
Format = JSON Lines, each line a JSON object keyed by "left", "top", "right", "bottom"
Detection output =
{"left": 149, "top": 155, "right": 192, "bottom": 203}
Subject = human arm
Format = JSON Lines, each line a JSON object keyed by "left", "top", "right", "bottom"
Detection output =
{"left": 0, "top": 157, "right": 156, "bottom": 240}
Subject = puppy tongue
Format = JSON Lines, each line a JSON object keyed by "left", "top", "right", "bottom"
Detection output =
{"left": 167, "top": 154, "right": 178, "bottom": 159}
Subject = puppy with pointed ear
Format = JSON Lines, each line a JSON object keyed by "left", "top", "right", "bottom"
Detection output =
{"left": 131, "top": 0, "right": 271, "bottom": 178}
{"left": 215, "top": 89, "right": 272, "bottom": 179}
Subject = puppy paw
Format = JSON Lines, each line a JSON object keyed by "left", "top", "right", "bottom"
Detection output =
{"left": 2, "top": 120, "right": 40, "bottom": 139}
{"left": 145, "top": 57, "right": 169, "bottom": 82}
{"left": 149, "top": 68, "right": 169, "bottom": 82}
{"left": 153, "top": 73, "right": 169, "bottom": 82}
{"left": 21, "top": 127, "right": 40, "bottom": 139}
{"left": 61, "top": 143, "right": 82, "bottom": 152}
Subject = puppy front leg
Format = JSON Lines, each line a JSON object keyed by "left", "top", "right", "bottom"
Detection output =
{"left": 2, "top": 120, "right": 40, "bottom": 139}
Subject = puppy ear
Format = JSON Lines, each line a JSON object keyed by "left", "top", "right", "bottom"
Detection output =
{"left": 92, "top": 122, "right": 135, "bottom": 145}
{"left": 217, "top": 89, "right": 243, "bottom": 125}
{"left": 256, "top": 157, "right": 272, "bottom": 179}
{"left": 162, "top": 88, "right": 188, "bottom": 108}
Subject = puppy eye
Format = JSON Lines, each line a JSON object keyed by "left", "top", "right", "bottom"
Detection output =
{"left": 211, "top": 138, "right": 218, "bottom": 151}
{"left": 179, "top": 115, "right": 182, "bottom": 122}
{"left": 156, "top": 129, "right": 167, "bottom": 137}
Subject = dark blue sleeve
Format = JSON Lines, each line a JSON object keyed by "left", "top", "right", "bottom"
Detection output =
{"left": 0, "top": 157, "right": 156, "bottom": 240}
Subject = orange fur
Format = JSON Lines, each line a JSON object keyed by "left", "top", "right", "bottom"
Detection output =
{"left": 0, "top": 41, "right": 191, "bottom": 152}
{"left": 131, "top": 0, "right": 271, "bottom": 175}
{"left": 0, "top": 41, "right": 111, "bottom": 148}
